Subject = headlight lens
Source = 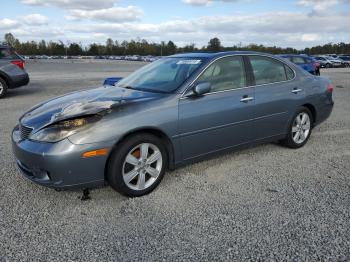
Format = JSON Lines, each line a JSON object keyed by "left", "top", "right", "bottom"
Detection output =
{"left": 29, "top": 115, "right": 101, "bottom": 143}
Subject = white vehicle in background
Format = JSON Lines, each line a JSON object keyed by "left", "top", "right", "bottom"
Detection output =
{"left": 313, "top": 55, "right": 343, "bottom": 68}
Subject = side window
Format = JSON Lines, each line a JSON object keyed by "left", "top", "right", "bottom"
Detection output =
{"left": 197, "top": 56, "right": 246, "bottom": 92}
{"left": 249, "top": 56, "right": 288, "bottom": 85}
{"left": 285, "top": 65, "right": 295, "bottom": 80}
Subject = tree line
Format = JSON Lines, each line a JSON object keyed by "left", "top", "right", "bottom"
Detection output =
{"left": 2, "top": 33, "right": 350, "bottom": 56}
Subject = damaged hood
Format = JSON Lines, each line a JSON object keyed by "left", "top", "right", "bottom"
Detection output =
{"left": 20, "top": 85, "right": 162, "bottom": 131}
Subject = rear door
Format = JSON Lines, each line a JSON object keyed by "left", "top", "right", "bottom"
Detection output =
{"left": 178, "top": 56, "right": 255, "bottom": 160}
{"left": 247, "top": 55, "right": 303, "bottom": 140}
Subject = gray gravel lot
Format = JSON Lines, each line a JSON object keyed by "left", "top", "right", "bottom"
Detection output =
{"left": 0, "top": 60, "right": 349, "bottom": 261}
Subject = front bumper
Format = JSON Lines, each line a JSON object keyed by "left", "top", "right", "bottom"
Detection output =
{"left": 12, "top": 126, "right": 112, "bottom": 189}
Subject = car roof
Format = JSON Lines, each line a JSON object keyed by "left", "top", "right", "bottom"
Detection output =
{"left": 169, "top": 51, "right": 270, "bottom": 59}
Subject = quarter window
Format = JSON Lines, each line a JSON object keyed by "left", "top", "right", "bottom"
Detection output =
{"left": 249, "top": 56, "right": 289, "bottom": 85}
{"left": 285, "top": 65, "right": 295, "bottom": 80}
{"left": 197, "top": 56, "right": 246, "bottom": 92}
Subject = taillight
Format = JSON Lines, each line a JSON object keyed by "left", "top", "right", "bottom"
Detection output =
{"left": 327, "top": 84, "right": 334, "bottom": 93}
{"left": 11, "top": 60, "right": 25, "bottom": 70}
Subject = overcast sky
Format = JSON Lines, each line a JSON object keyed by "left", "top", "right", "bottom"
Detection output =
{"left": 0, "top": 0, "right": 350, "bottom": 48}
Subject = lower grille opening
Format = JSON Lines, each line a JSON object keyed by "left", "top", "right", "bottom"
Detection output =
{"left": 19, "top": 124, "right": 33, "bottom": 140}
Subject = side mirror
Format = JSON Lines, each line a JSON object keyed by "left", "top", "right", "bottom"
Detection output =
{"left": 192, "top": 82, "right": 211, "bottom": 96}
{"left": 103, "top": 77, "right": 123, "bottom": 86}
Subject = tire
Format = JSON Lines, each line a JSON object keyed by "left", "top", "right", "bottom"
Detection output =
{"left": 281, "top": 107, "right": 313, "bottom": 149}
{"left": 0, "top": 77, "right": 8, "bottom": 98}
{"left": 325, "top": 63, "right": 331, "bottom": 68}
{"left": 107, "top": 133, "right": 168, "bottom": 197}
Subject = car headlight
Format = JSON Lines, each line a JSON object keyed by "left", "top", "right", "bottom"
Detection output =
{"left": 29, "top": 115, "right": 101, "bottom": 143}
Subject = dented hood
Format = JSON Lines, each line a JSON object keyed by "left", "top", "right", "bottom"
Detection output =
{"left": 20, "top": 85, "right": 162, "bottom": 131}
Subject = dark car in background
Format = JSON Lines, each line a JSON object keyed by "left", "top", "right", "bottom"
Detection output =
{"left": 12, "top": 51, "right": 334, "bottom": 197}
{"left": 279, "top": 54, "right": 320, "bottom": 75}
{"left": 0, "top": 45, "right": 29, "bottom": 98}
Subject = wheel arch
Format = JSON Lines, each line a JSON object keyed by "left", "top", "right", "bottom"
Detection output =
{"left": 302, "top": 103, "right": 317, "bottom": 124}
{"left": 104, "top": 127, "right": 176, "bottom": 180}
{"left": 0, "top": 71, "right": 11, "bottom": 88}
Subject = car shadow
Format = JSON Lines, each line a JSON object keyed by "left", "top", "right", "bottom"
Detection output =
{"left": 16, "top": 142, "right": 284, "bottom": 203}
{"left": 4, "top": 84, "right": 45, "bottom": 99}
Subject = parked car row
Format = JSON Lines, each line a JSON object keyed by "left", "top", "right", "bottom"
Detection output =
{"left": 24, "top": 55, "right": 161, "bottom": 62}
{"left": 312, "top": 55, "right": 350, "bottom": 68}
{"left": 278, "top": 53, "right": 350, "bottom": 76}
{"left": 279, "top": 54, "right": 320, "bottom": 76}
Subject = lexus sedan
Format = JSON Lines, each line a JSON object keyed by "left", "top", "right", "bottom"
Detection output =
{"left": 12, "top": 52, "right": 334, "bottom": 197}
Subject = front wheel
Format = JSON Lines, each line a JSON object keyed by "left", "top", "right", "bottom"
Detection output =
{"left": 281, "top": 107, "right": 313, "bottom": 149}
{"left": 107, "top": 133, "right": 167, "bottom": 197}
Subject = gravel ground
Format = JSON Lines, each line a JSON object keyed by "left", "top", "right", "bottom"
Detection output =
{"left": 0, "top": 60, "right": 349, "bottom": 261}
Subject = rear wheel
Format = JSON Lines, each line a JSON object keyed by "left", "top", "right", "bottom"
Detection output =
{"left": 281, "top": 107, "right": 313, "bottom": 149}
{"left": 0, "top": 77, "right": 8, "bottom": 98}
{"left": 107, "top": 133, "right": 167, "bottom": 197}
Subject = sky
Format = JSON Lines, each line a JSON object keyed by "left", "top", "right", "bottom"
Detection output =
{"left": 0, "top": 0, "right": 350, "bottom": 49}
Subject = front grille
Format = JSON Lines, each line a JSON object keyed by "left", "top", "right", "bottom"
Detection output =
{"left": 19, "top": 124, "right": 33, "bottom": 140}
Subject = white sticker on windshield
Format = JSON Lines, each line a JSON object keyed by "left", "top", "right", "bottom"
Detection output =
{"left": 177, "top": 60, "right": 201, "bottom": 65}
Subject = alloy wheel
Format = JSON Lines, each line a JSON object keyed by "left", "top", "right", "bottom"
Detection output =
{"left": 122, "top": 143, "right": 163, "bottom": 191}
{"left": 292, "top": 112, "right": 311, "bottom": 144}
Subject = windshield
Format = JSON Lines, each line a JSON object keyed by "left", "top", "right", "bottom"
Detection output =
{"left": 116, "top": 57, "right": 204, "bottom": 93}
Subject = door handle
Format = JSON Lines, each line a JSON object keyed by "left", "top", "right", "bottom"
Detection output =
{"left": 292, "top": 88, "right": 302, "bottom": 94}
{"left": 240, "top": 96, "right": 254, "bottom": 103}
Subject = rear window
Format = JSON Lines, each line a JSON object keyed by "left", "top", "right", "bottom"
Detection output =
{"left": 0, "top": 48, "right": 18, "bottom": 59}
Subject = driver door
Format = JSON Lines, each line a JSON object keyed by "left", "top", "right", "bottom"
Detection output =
{"left": 178, "top": 56, "right": 255, "bottom": 160}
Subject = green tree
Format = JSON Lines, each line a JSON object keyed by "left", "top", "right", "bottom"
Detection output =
{"left": 38, "top": 40, "right": 47, "bottom": 55}
{"left": 207, "top": 37, "right": 222, "bottom": 52}
{"left": 4, "top": 33, "right": 16, "bottom": 46}
{"left": 68, "top": 43, "right": 83, "bottom": 56}
{"left": 106, "top": 38, "right": 114, "bottom": 55}
{"left": 166, "top": 41, "right": 177, "bottom": 55}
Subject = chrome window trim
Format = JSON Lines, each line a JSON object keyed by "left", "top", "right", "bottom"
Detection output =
{"left": 180, "top": 54, "right": 297, "bottom": 99}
